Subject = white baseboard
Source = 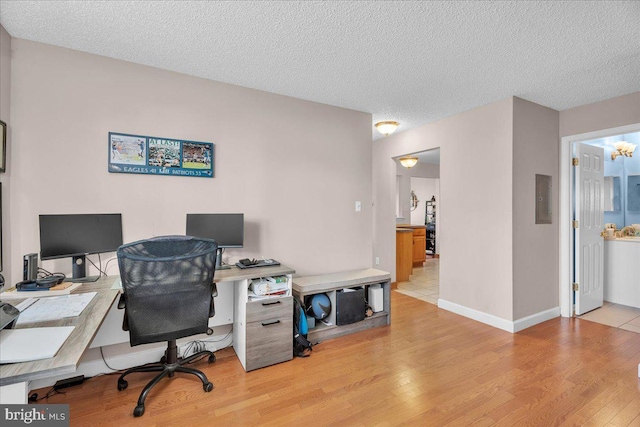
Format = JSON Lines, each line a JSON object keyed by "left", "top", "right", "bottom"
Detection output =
{"left": 512, "top": 307, "right": 560, "bottom": 332}
{"left": 437, "top": 298, "right": 560, "bottom": 333}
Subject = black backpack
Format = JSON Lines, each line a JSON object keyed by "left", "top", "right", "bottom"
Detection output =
{"left": 293, "top": 296, "right": 313, "bottom": 357}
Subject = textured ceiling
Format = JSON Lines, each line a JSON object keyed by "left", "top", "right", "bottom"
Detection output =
{"left": 1, "top": 1, "right": 639, "bottom": 139}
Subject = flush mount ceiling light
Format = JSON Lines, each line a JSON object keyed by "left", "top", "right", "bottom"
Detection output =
{"left": 375, "top": 121, "right": 399, "bottom": 136}
{"left": 399, "top": 156, "right": 418, "bottom": 168}
{"left": 611, "top": 141, "right": 637, "bottom": 160}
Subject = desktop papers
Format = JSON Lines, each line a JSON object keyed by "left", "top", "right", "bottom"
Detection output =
{"left": 0, "top": 326, "right": 75, "bottom": 363}
{"left": 15, "top": 292, "right": 96, "bottom": 325}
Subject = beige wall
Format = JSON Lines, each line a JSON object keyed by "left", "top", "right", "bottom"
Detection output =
{"left": 512, "top": 97, "right": 560, "bottom": 319}
{"left": 6, "top": 39, "right": 373, "bottom": 284}
{"left": 374, "top": 98, "right": 515, "bottom": 320}
{"left": 560, "top": 92, "right": 640, "bottom": 138}
{"left": 0, "top": 25, "right": 11, "bottom": 277}
{"left": 0, "top": 26, "right": 9, "bottom": 121}
{"left": 376, "top": 92, "right": 639, "bottom": 327}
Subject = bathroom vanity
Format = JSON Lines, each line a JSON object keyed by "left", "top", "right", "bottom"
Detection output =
{"left": 604, "top": 238, "right": 640, "bottom": 307}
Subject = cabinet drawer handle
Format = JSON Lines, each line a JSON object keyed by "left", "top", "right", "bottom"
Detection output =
{"left": 261, "top": 320, "right": 281, "bottom": 326}
{"left": 261, "top": 300, "right": 282, "bottom": 306}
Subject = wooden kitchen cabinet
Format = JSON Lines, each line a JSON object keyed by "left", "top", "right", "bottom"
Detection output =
{"left": 396, "top": 228, "right": 413, "bottom": 282}
{"left": 412, "top": 227, "right": 427, "bottom": 266}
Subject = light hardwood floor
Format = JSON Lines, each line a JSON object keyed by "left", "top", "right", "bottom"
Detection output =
{"left": 33, "top": 291, "right": 640, "bottom": 426}
{"left": 398, "top": 259, "right": 640, "bottom": 336}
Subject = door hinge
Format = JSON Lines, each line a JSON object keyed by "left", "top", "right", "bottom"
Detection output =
{"left": 573, "top": 283, "right": 579, "bottom": 291}
{"left": 572, "top": 220, "right": 579, "bottom": 229}
{"left": 572, "top": 157, "right": 579, "bottom": 166}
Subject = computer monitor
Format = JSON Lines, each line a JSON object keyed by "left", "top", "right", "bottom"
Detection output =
{"left": 39, "top": 213, "right": 124, "bottom": 282}
{"left": 186, "top": 213, "right": 244, "bottom": 269}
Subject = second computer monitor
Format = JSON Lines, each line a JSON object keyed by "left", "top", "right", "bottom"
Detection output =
{"left": 186, "top": 213, "right": 244, "bottom": 270}
{"left": 186, "top": 213, "right": 244, "bottom": 248}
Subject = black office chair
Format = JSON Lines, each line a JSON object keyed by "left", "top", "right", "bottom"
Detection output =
{"left": 116, "top": 235, "right": 218, "bottom": 417}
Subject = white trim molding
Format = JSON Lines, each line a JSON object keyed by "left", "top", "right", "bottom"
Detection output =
{"left": 559, "top": 122, "right": 640, "bottom": 318}
{"left": 512, "top": 307, "right": 561, "bottom": 332}
{"left": 438, "top": 299, "right": 560, "bottom": 333}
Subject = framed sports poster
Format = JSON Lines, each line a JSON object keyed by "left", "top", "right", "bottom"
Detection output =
{"left": 108, "top": 132, "right": 214, "bottom": 178}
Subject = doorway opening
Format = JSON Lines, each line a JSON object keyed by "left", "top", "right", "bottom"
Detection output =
{"left": 560, "top": 123, "right": 640, "bottom": 320}
{"left": 394, "top": 148, "right": 440, "bottom": 305}
{"left": 570, "top": 131, "right": 640, "bottom": 331}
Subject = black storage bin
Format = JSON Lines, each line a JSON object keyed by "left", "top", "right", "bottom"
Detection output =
{"left": 336, "top": 287, "right": 365, "bottom": 325}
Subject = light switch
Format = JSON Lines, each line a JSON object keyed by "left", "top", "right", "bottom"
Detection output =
{"left": 355, "top": 201, "right": 362, "bottom": 212}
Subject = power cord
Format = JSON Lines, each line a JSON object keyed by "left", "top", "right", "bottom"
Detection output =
{"left": 37, "top": 267, "right": 66, "bottom": 283}
{"left": 100, "top": 347, "right": 123, "bottom": 372}
{"left": 28, "top": 387, "right": 66, "bottom": 402}
{"left": 99, "top": 346, "right": 162, "bottom": 373}
{"left": 103, "top": 257, "right": 118, "bottom": 275}
{"left": 180, "top": 331, "right": 233, "bottom": 361}
{"left": 182, "top": 340, "right": 208, "bottom": 360}
{"left": 86, "top": 255, "right": 107, "bottom": 278}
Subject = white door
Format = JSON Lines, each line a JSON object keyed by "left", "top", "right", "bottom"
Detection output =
{"left": 574, "top": 142, "right": 605, "bottom": 315}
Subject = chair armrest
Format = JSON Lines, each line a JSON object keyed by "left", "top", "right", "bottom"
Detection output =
{"left": 209, "top": 283, "right": 218, "bottom": 317}
{"left": 117, "top": 293, "right": 129, "bottom": 331}
{"left": 117, "top": 293, "right": 126, "bottom": 309}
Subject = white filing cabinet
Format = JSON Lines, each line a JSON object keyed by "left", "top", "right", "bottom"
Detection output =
{"left": 231, "top": 267, "right": 294, "bottom": 371}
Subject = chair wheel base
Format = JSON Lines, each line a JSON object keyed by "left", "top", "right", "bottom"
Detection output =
{"left": 117, "top": 380, "right": 128, "bottom": 391}
{"left": 204, "top": 382, "right": 214, "bottom": 392}
{"left": 133, "top": 405, "right": 145, "bottom": 417}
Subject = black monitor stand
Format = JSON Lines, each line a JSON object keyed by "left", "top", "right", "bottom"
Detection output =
{"left": 215, "top": 248, "right": 231, "bottom": 270}
{"left": 71, "top": 255, "right": 100, "bottom": 283}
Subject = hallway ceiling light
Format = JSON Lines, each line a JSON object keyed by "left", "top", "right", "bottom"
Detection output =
{"left": 611, "top": 141, "right": 637, "bottom": 160}
{"left": 399, "top": 156, "right": 418, "bottom": 168}
{"left": 375, "top": 121, "right": 399, "bottom": 136}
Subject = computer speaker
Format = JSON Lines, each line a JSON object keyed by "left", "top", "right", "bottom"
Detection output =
{"left": 23, "top": 253, "right": 38, "bottom": 281}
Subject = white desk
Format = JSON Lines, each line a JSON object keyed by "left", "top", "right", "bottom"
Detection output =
{"left": 0, "top": 278, "right": 119, "bottom": 402}
{"left": 89, "top": 265, "right": 294, "bottom": 348}
{"left": 0, "top": 265, "right": 295, "bottom": 402}
{"left": 0, "top": 266, "right": 294, "bottom": 403}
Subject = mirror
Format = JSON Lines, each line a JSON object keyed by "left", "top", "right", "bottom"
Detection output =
{"left": 629, "top": 175, "right": 640, "bottom": 211}
{"left": 604, "top": 176, "right": 621, "bottom": 212}
{"left": 410, "top": 190, "right": 419, "bottom": 211}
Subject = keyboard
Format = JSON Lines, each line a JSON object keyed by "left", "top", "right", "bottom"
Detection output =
{"left": 235, "top": 259, "right": 281, "bottom": 269}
